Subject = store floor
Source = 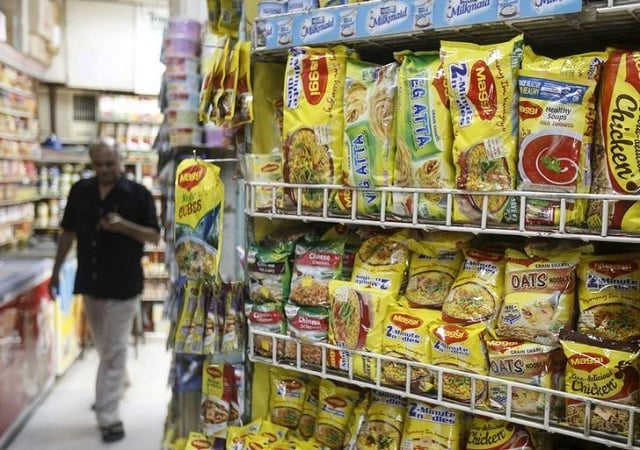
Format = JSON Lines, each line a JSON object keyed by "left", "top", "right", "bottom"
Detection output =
{"left": 7, "top": 336, "right": 172, "bottom": 450}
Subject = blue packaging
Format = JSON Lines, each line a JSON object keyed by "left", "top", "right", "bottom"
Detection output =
{"left": 517, "top": 0, "right": 581, "bottom": 19}
{"left": 258, "top": 0, "right": 288, "bottom": 17}
{"left": 288, "top": 0, "right": 318, "bottom": 13}
{"left": 433, "top": 0, "right": 497, "bottom": 28}
{"left": 356, "top": 0, "right": 414, "bottom": 37}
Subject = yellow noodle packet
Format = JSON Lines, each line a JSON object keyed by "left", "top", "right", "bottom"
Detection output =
{"left": 282, "top": 45, "right": 349, "bottom": 210}
{"left": 268, "top": 368, "right": 308, "bottom": 429}
{"left": 219, "top": 41, "right": 240, "bottom": 125}
{"left": 351, "top": 233, "right": 409, "bottom": 296}
{"left": 252, "top": 62, "right": 286, "bottom": 155}
{"left": 217, "top": 0, "right": 240, "bottom": 37}
{"left": 211, "top": 39, "right": 230, "bottom": 123}
{"left": 441, "top": 35, "right": 523, "bottom": 224}
{"left": 234, "top": 41, "right": 253, "bottom": 126}
{"left": 401, "top": 401, "right": 465, "bottom": 450}
{"left": 174, "top": 159, "right": 225, "bottom": 280}
{"left": 201, "top": 364, "right": 232, "bottom": 439}
{"left": 298, "top": 377, "right": 320, "bottom": 440}
{"left": 175, "top": 280, "right": 200, "bottom": 353}
{"left": 355, "top": 391, "right": 406, "bottom": 450}
{"left": 184, "top": 432, "right": 212, "bottom": 450}
{"left": 315, "top": 379, "right": 360, "bottom": 449}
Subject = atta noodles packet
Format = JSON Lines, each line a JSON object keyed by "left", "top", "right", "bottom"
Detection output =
{"left": 174, "top": 159, "right": 225, "bottom": 280}
{"left": 441, "top": 35, "right": 523, "bottom": 224}
{"left": 393, "top": 50, "right": 455, "bottom": 221}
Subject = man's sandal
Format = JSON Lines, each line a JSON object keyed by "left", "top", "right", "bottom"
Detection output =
{"left": 101, "top": 422, "right": 125, "bottom": 443}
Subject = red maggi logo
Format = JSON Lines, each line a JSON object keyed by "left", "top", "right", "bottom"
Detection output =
{"left": 325, "top": 396, "right": 347, "bottom": 408}
{"left": 468, "top": 61, "right": 496, "bottom": 121}
{"left": 437, "top": 325, "right": 468, "bottom": 344}
{"left": 302, "top": 56, "right": 328, "bottom": 105}
{"left": 568, "top": 352, "right": 609, "bottom": 373}
{"left": 519, "top": 101, "right": 543, "bottom": 120}
{"left": 178, "top": 165, "right": 206, "bottom": 191}
{"left": 590, "top": 260, "right": 637, "bottom": 277}
{"left": 391, "top": 313, "right": 423, "bottom": 330}
{"left": 206, "top": 366, "right": 223, "bottom": 378}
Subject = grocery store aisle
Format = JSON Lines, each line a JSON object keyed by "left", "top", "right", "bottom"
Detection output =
{"left": 7, "top": 337, "right": 172, "bottom": 450}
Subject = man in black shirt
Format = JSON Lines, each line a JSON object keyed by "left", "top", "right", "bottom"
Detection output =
{"left": 49, "top": 139, "right": 160, "bottom": 443}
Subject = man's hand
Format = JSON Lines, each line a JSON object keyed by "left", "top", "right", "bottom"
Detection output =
{"left": 49, "top": 272, "right": 59, "bottom": 300}
{"left": 100, "top": 212, "right": 128, "bottom": 233}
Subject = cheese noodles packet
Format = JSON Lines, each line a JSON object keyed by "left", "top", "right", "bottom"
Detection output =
{"left": 283, "top": 45, "right": 349, "bottom": 210}
{"left": 393, "top": 50, "right": 454, "bottom": 221}
{"left": 401, "top": 401, "right": 465, "bottom": 450}
{"left": 337, "top": 59, "right": 398, "bottom": 216}
{"left": 174, "top": 159, "right": 225, "bottom": 280}
{"left": 441, "top": 35, "right": 523, "bottom": 224}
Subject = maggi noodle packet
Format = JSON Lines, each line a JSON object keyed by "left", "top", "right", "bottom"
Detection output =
{"left": 588, "top": 50, "right": 640, "bottom": 233}
{"left": 494, "top": 248, "right": 580, "bottom": 345}
{"left": 517, "top": 68, "right": 597, "bottom": 227}
{"left": 226, "top": 419, "right": 263, "bottom": 450}
{"left": 248, "top": 240, "right": 295, "bottom": 304}
{"left": 466, "top": 416, "right": 535, "bottom": 450}
{"left": 201, "top": 364, "right": 233, "bottom": 439}
{"left": 523, "top": 46, "right": 608, "bottom": 81}
{"left": 354, "top": 391, "right": 406, "bottom": 450}
{"left": 442, "top": 248, "right": 505, "bottom": 326}
{"left": 401, "top": 401, "right": 465, "bottom": 450}
{"left": 486, "top": 339, "right": 565, "bottom": 417}
{"left": 252, "top": 62, "right": 286, "bottom": 155}
{"left": 174, "top": 159, "right": 225, "bottom": 280}
{"left": 342, "top": 392, "right": 370, "bottom": 449}
{"left": 314, "top": 379, "right": 360, "bottom": 449}
{"left": 218, "top": 41, "right": 240, "bottom": 125}
{"left": 380, "top": 304, "right": 440, "bottom": 393}
{"left": 282, "top": 45, "right": 349, "bottom": 210}
{"left": 577, "top": 252, "right": 640, "bottom": 342}
{"left": 351, "top": 233, "right": 409, "bottom": 296}
{"left": 560, "top": 330, "right": 640, "bottom": 437}
{"left": 392, "top": 230, "right": 470, "bottom": 308}
{"left": 441, "top": 35, "right": 524, "bottom": 224}
{"left": 336, "top": 59, "right": 397, "bottom": 216}
{"left": 327, "top": 281, "right": 392, "bottom": 381}
{"left": 184, "top": 282, "right": 208, "bottom": 354}
{"left": 289, "top": 239, "right": 345, "bottom": 307}
{"left": 233, "top": 41, "right": 253, "bottom": 126}
{"left": 175, "top": 280, "right": 200, "bottom": 353}
{"left": 297, "top": 377, "right": 320, "bottom": 440}
{"left": 430, "top": 321, "right": 489, "bottom": 404}
{"left": 268, "top": 368, "right": 308, "bottom": 429}
{"left": 245, "top": 153, "right": 285, "bottom": 211}
{"left": 393, "top": 50, "right": 455, "bottom": 221}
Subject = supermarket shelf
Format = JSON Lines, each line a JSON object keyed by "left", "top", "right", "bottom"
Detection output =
{"left": 0, "top": 177, "right": 37, "bottom": 184}
{"left": 0, "top": 219, "right": 34, "bottom": 228}
{"left": 0, "top": 106, "right": 35, "bottom": 119}
{"left": 0, "top": 132, "right": 37, "bottom": 142}
{"left": 144, "top": 273, "right": 169, "bottom": 280}
{"left": 0, "top": 197, "right": 40, "bottom": 207}
{"left": 252, "top": 0, "right": 640, "bottom": 61}
{"left": 37, "top": 193, "right": 67, "bottom": 200}
{"left": 38, "top": 149, "right": 89, "bottom": 164}
{"left": 245, "top": 182, "right": 640, "bottom": 244}
{"left": 249, "top": 329, "right": 640, "bottom": 450}
{"left": 32, "top": 226, "right": 60, "bottom": 232}
{"left": 0, "top": 153, "right": 41, "bottom": 161}
{"left": 0, "top": 42, "right": 44, "bottom": 80}
{"left": 98, "top": 118, "right": 162, "bottom": 126}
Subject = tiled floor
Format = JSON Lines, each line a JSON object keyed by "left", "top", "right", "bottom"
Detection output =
{"left": 6, "top": 336, "right": 172, "bottom": 450}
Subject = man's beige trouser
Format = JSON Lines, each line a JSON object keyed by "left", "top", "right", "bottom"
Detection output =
{"left": 83, "top": 295, "right": 138, "bottom": 428}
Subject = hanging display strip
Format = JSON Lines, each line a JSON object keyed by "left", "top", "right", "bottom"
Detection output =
{"left": 248, "top": 329, "right": 640, "bottom": 450}
{"left": 252, "top": 0, "right": 582, "bottom": 51}
{"left": 245, "top": 181, "right": 640, "bottom": 244}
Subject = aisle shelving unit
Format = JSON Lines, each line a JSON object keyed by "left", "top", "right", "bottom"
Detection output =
{"left": 242, "top": 0, "right": 640, "bottom": 446}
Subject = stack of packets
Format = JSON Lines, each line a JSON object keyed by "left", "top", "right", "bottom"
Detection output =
{"left": 172, "top": 280, "right": 244, "bottom": 356}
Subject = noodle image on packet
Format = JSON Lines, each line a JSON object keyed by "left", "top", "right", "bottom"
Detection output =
{"left": 430, "top": 321, "right": 489, "bottom": 404}
{"left": 335, "top": 59, "right": 398, "bottom": 216}
{"left": 289, "top": 239, "right": 345, "bottom": 307}
{"left": 442, "top": 248, "right": 505, "bottom": 326}
{"left": 248, "top": 240, "right": 295, "bottom": 304}
{"left": 517, "top": 54, "right": 598, "bottom": 227}
{"left": 494, "top": 248, "right": 580, "bottom": 345}
{"left": 561, "top": 331, "right": 640, "bottom": 438}
{"left": 466, "top": 416, "right": 535, "bottom": 450}
{"left": 380, "top": 304, "right": 440, "bottom": 393}
{"left": 327, "top": 281, "right": 393, "bottom": 381}
{"left": 393, "top": 50, "right": 455, "bottom": 221}
{"left": 355, "top": 391, "right": 406, "bottom": 450}
{"left": 174, "top": 159, "right": 225, "bottom": 280}
{"left": 268, "top": 368, "right": 308, "bottom": 429}
{"left": 314, "top": 379, "right": 360, "bottom": 449}
{"left": 351, "top": 233, "right": 409, "bottom": 296}
{"left": 297, "top": 377, "right": 320, "bottom": 440}
{"left": 282, "top": 45, "right": 349, "bottom": 210}
{"left": 401, "top": 401, "right": 465, "bottom": 450}
{"left": 577, "top": 252, "right": 640, "bottom": 342}
{"left": 486, "top": 339, "right": 565, "bottom": 417}
{"left": 588, "top": 50, "right": 640, "bottom": 233}
{"left": 441, "top": 35, "right": 524, "bottom": 224}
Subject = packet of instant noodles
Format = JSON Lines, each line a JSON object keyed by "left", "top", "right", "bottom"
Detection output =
{"left": 201, "top": 364, "right": 233, "bottom": 439}
{"left": 174, "top": 159, "right": 225, "bottom": 281}
{"left": 176, "top": 280, "right": 201, "bottom": 353}
{"left": 219, "top": 41, "right": 240, "bottom": 125}
{"left": 185, "top": 432, "right": 213, "bottom": 450}
{"left": 234, "top": 41, "right": 253, "bottom": 126}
